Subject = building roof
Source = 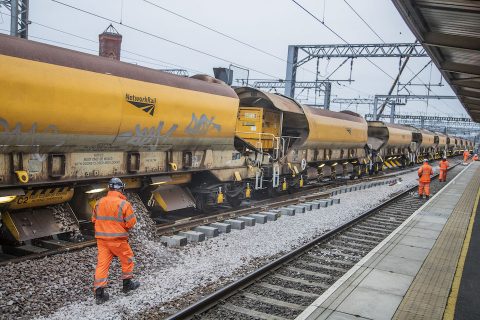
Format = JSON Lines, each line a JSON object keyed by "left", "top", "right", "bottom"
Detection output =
{"left": 392, "top": 0, "right": 480, "bottom": 122}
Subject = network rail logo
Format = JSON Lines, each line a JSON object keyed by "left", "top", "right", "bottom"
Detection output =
{"left": 125, "top": 94, "right": 157, "bottom": 116}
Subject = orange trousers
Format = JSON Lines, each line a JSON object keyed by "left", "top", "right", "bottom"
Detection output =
{"left": 418, "top": 182, "right": 430, "bottom": 196}
{"left": 94, "top": 239, "right": 134, "bottom": 290}
{"left": 439, "top": 169, "right": 447, "bottom": 182}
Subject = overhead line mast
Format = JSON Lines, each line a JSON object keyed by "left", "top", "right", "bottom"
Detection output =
{"left": 0, "top": 0, "right": 29, "bottom": 38}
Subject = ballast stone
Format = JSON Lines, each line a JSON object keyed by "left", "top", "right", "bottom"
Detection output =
{"left": 224, "top": 219, "right": 245, "bottom": 230}
{"left": 161, "top": 235, "right": 187, "bottom": 247}
{"left": 210, "top": 222, "right": 231, "bottom": 234}
{"left": 249, "top": 214, "right": 268, "bottom": 224}
{"left": 193, "top": 226, "right": 219, "bottom": 238}
{"left": 178, "top": 231, "right": 205, "bottom": 243}
{"left": 237, "top": 216, "right": 256, "bottom": 227}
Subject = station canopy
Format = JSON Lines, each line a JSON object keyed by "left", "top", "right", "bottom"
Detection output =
{"left": 392, "top": 0, "right": 480, "bottom": 122}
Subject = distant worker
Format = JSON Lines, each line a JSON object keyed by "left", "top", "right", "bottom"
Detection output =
{"left": 92, "top": 177, "right": 140, "bottom": 305}
{"left": 418, "top": 159, "right": 433, "bottom": 199}
{"left": 463, "top": 149, "right": 470, "bottom": 163}
{"left": 474, "top": 154, "right": 479, "bottom": 161}
{"left": 439, "top": 157, "right": 449, "bottom": 182}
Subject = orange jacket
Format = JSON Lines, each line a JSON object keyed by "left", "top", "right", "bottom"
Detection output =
{"left": 418, "top": 163, "right": 433, "bottom": 183}
{"left": 463, "top": 150, "right": 470, "bottom": 158}
{"left": 439, "top": 160, "right": 449, "bottom": 171}
{"left": 92, "top": 191, "right": 136, "bottom": 240}
{"left": 474, "top": 155, "right": 479, "bottom": 161}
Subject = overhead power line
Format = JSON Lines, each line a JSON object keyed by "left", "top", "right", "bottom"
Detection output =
{"left": 48, "top": 0, "right": 280, "bottom": 79}
{"left": 341, "top": 0, "right": 453, "bottom": 115}
{"left": 289, "top": 0, "right": 395, "bottom": 81}
{"left": 141, "top": 0, "right": 318, "bottom": 76}
{"left": 142, "top": 0, "right": 284, "bottom": 62}
{"left": 342, "top": 0, "right": 384, "bottom": 43}
{"left": 30, "top": 20, "right": 205, "bottom": 74}
{"left": 290, "top": 0, "right": 349, "bottom": 43}
{"left": 0, "top": 8, "right": 206, "bottom": 74}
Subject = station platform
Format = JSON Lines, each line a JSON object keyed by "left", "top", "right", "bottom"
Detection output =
{"left": 295, "top": 162, "right": 480, "bottom": 320}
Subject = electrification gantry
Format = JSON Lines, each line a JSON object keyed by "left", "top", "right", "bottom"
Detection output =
{"left": 364, "top": 113, "right": 480, "bottom": 137}
{"left": 284, "top": 43, "right": 428, "bottom": 99}
{"left": 0, "top": 0, "right": 29, "bottom": 38}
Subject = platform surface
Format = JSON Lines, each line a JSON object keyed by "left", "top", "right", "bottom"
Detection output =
{"left": 296, "top": 162, "right": 480, "bottom": 320}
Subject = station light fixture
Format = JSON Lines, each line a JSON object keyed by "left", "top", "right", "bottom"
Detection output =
{"left": 85, "top": 184, "right": 107, "bottom": 194}
{"left": 318, "top": 163, "right": 326, "bottom": 168}
{"left": 342, "top": 161, "right": 349, "bottom": 165}
{"left": 0, "top": 188, "right": 25, "bottom": 204}
{"left": 0, "top": 196, "right": 16, "bottom": 204}
{"left": 331, "top": 162, "right": 338, "bottom": 166}
{"left": 150, "top": 176, "right": 172, "bottom": 186}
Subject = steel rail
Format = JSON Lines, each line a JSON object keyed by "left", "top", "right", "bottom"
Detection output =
{"left": 155, "top": 166, "right": 423, "bottom": 235}
{"left": 0, "top": 161, "right": 452, "bottom": 267}
{"left": 165, "top": 162, "right": 460, "bottom": 320}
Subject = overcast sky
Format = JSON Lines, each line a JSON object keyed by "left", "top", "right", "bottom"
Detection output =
{"left": 0, "top": 0, "right": 469, "bottom": 117}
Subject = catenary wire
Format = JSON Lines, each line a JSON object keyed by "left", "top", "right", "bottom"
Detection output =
{"left": 141, "top": 0, "right": 318, "bottom": 76}
{"left": 30, "top": 20, "right": 206, "bottom": 74}
{"left": 341, "top": 0, "right": 457, "bottom": 115}
{"left": 0, "top": 9, "right": 207, "bottom": 74}
{"left": 289, "top": 0, "right": 395, "bottom": 81}
{"left": 47, "top": 0, "right": 281, "bottom": 79}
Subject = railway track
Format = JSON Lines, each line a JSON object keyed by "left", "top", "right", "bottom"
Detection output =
{"left": 165, "top": 163, "right": 463, "bottom": 320}
{"left": 0, "top": 160, "right": 453, "bottom": 266}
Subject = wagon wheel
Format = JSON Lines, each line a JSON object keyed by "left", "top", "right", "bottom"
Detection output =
{"left": 194, "top": 193, "right": 208, "bottom": 213}
{"left": 226, "top": 194, "right": 242, "bottom": 208}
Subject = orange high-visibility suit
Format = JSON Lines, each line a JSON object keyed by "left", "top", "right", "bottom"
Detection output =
{"left": 474, "top": 154, "right": 479, "bottom": 161}
{"left": 463, "top": 150, "right": 470, "bottom": 162}
{"left": 92, "top": 191, "right": 137, "bottom": 291}
{"left": 439, "top": 159, "right": 449, "bottom": 182}
{"left": 418, "top": 162, "right": 433, "bottom": 196}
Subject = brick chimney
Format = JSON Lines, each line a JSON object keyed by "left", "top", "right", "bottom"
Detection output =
{"left": 99, "top": 24, "right": 122, "bottom": 60}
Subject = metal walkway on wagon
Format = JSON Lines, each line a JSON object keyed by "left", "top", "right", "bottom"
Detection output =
{"left": 294, "top": 161, "right": 480, "bottom": 320}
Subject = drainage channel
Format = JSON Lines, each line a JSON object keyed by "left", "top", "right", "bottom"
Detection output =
{"left": 166, "top": 163, "right": 464, "bottom": 320}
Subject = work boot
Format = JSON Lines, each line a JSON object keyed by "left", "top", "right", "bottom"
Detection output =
{"left": 426, "top": 195, "right": 430, "bottom": 200}
{"left": 95, "top": 287, "right": 109, "bottom": 305}
{"left": 123, "top": 279, "right": 140, "bottom": 294}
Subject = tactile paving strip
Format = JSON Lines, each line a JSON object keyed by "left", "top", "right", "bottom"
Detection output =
{"left": 393, "top": 165, "right": 480, "bottom": 320}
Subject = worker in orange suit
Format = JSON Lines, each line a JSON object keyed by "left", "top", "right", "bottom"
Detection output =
{"left": 438, "top": 157, "right": 449, "bottom": 182}
{"left": 92, "top": 177, "right": 140, "bottom": 305}
{"left": 474, "top": 154, "right": 479, "bottom": 161}
{"left": 418, "top": 159, "right": 433, "bottom": 199}
{"left": 463, "top": 149, "right": 470, "bottom": 163}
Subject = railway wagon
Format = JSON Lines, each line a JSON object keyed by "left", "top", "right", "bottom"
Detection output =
{"left": 0, "top": 34, "right": 259, "bottom": 243}
{"left": 0, "top": 35, "right": 373, "bottom": 245}
{"left": 447, "top": 137, "right": 457, "bottom": 156}
{"left": 468, "top": 140, "right": 474, "bottom": 152}
{"left": 418, "top": 129, "right": 436, "bottom": 161}
{"left": 366, "top": 121, "right": 418, "bottom": 170}
{"left": 234, "top": 87, "right": 368, "bottom": 190}
{"left": 435, "top": 132, "right": 448, "bottom": 158}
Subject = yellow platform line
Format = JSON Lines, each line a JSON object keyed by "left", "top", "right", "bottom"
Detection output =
{"left": 443, "top": 185, "right": 480, "bottom": 320}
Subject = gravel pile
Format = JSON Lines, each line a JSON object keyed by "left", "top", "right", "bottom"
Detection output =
{"left": 12, "top": 169, "right": 424, "bottom": 320}
{"left": 51, "top": 203, "right": 79, "bottom": 233}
